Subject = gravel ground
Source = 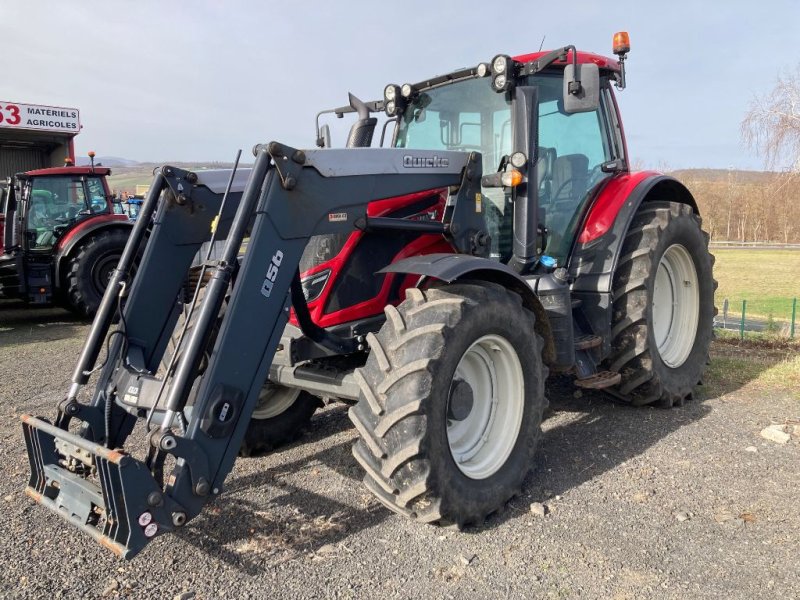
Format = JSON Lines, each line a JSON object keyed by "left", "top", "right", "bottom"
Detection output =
{"left": 0, "top": 299, "right": 798, "bottom": 599}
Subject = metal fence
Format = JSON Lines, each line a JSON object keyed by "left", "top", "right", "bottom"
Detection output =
{"left": 714, "top": 297, "right": 798, "bottom": 339}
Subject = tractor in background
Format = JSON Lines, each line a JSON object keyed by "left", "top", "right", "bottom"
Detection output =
{"left": 0, "top": 153, "right": 134, "bottom": 316}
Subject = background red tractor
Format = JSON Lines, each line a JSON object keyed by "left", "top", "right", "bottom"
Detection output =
{"left": 0, "top": 156, "right": 134, "bottom": 316}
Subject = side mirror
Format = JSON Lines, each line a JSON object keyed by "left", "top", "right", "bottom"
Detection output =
{"left": 319, "top": 124, "right": 332, "bottom": 148}
{"left": 346, "top": 93, "right": 378, "bottom": 148}
{"left": 563, "top": 63, "right": 600, "bottom": 114}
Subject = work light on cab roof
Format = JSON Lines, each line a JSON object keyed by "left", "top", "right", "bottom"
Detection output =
{"left": 383, "top": 84, "right": 406, "bottom": 117}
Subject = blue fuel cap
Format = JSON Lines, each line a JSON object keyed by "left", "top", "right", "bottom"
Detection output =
{"left": 540, "top": 255, "right": 557, "bottom": 269}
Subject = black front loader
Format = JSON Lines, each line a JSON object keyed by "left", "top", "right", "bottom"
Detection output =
{"left": 20, "top": 142, "right": 485, "bottom": 558}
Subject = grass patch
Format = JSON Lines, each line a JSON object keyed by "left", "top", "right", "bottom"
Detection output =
{"left": 714, "top": 328, "right": 800, "bottom": 350}
{"left": 705, "top": 339, "right": 800, "bottom": 399}
{"left": 713, "top": 249, "right": 800, "bottom": 320}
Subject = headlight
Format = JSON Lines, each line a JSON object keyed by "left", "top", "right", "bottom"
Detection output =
{"left": 384, "top": 84, "right": 400, "bottom": 102}
{"left": 492, "top": 55, "right": 508, "bottom": 74}
{"left": 385, "top": 100, "right": 397, "bottom": 116}
{"left": 401, "top": 83, "right": 414, "bottom": 98}
{"left": 510, "top": 151, "right": 527, "bottom": 168}
{"left": 490, "top": 55, "right": 514, "bottom": 92}
{"left": 301, "top": 269, "right": 331, "bottom": 302}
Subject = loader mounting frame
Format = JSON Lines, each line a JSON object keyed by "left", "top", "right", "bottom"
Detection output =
{"left": 21, "top": 142, "right": 485, "bottom": 558}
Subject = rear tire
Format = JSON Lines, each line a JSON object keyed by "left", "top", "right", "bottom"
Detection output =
{"left": 604, "top": 201, "right": 716, "bottom": 407}
{"left": 65, "top": 229, "right": 131, "bottom": 317}
{"left": 350, "top": 282, "right": 547, "bottom": 526}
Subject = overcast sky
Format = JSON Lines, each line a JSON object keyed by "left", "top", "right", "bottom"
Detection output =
{"left": 3, "top": 0, "right": 798, "bottom": 170}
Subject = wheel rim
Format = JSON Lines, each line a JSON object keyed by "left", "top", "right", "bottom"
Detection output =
{"left": 446, "top": 334, "right": 525, "bottom": 480}
{"left": 652, "top": 244, "right": 699, "bottom": 368}
{"left": 91, "top": 253, "right": 121, "bottom": 296}
{"left": 251, "top": 384, "right": 301, "bottom": 420}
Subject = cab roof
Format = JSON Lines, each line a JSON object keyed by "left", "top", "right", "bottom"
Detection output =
{"left": 513, "top": 50, "right": 620, "bottom": 73}
{"left": 23, "top": 166, "right": 112, "bottom": 177}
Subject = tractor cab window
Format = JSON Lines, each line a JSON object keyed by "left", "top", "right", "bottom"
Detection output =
{"left": 26, "top": 176, "right": 108, "bottom": 251}
{"left": 86, "top": 177, "right": 109, "bottom": 213}
{"left": 394, "top": 77, "right": 513, "bottom": 261}
{"left": 532, "top": 74, "right": 613, "bottom": 264}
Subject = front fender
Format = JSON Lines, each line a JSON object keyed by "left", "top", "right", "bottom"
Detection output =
{"left": 54, "top": 218, "right": 134, "bottom": 289}
{"left": 381, "top": 253, "right": 556, "bottom": 366}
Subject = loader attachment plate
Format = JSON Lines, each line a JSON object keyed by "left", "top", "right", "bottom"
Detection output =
{"left": 22, "top": 415, "right": 176, "bottom": 559}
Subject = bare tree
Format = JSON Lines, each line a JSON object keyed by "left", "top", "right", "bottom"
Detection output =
{"left": 742, "top": 64, "right": 800, "bottom": 171}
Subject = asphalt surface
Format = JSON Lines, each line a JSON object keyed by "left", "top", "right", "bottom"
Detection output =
{"left": 0, "top": 299, "right": 798, "bottom": 599}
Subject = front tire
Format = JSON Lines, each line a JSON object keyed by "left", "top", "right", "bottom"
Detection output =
{"left": 604, "top": 201, "right": 716, "bottom": 407}
{"left": 240, "top": 385, "right": 322, "bottom": 456}
{"left": 163, "top": 284, "right": 321, "bottom": 456}
{"left": 350, "top": 282, "right": 547, "bottom": 526}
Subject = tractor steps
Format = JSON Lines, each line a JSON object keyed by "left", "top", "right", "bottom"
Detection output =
{"left": 574, "top": 334, "right": 602, "bottom": 350}
{"left": 574, "top": 370, "right": 621, "bottom": 389}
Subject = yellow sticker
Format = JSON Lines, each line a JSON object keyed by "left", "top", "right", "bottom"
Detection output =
{"left": 210, "top": 215, "right": 219, "bottom": 234}
{"left": 475, "top": 193, "right": 482, "bottom": 213}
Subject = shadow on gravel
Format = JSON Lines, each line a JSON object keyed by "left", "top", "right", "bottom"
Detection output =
{"left": 0, "top": 300, "right": 84, "bottom": 347}
{"left": 182, "top": 379, "right": 720, "bottom": 572}
{"left": 177, "top": 408, "right": 381, "bottom": 575}
{"left": 179, "top": 442, "right": 387, "bottom": 576}
{"left": 478, "top": 375, "right": 714, "bottom": 531}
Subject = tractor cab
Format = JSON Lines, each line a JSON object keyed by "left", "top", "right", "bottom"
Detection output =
{"left": 387, "top": 49, "right": 627, "bottom": 271}
{"left": 317, "top": 40, "right": 629, "bottom": 275}
{"left": 18, "top": 169, "right": 113, "bottom": 252}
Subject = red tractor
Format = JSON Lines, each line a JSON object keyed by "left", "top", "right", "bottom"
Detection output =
{"left": 0, "top": 154, "right": 133, "bottom": 316}
{"left": 21, "top": 34, "right": 716, "bottom": 558}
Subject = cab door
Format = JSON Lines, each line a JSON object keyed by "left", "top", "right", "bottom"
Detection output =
{"left": 534, "top": 74, "right": 619, "bottom": 265}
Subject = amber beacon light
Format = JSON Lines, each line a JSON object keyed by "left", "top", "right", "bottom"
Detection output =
{"left": 613, "top": 31, "right": 630, "bottom": 55}
{"left": 612, "top": 31, "right": 630, "bottom": 90}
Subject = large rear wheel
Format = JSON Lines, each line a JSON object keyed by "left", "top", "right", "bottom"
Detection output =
{"left": 604, "top": 201, "right": 716, "bottom": 407}
{"left": 65, "top": 229, "right": 131, "bottom": 317}
{"left": 350, "top": 282, "right": 547, "bottom": 526}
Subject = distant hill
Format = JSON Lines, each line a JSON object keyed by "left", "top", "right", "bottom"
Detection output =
{"left": 106, "top": 161, "right": 246, "bottom": 193}
{"left": 76, "top": 156, "right": 141, "bottom": 168}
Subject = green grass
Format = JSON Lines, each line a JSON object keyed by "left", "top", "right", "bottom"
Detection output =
{"left": 713, "top": 249, "right": 800, "bottom": 321}
{"left": 705, "top": 339, "right": 800, "bottom": 399}
{"left": 107, "top": 165, "right": 161, "bottom": 192}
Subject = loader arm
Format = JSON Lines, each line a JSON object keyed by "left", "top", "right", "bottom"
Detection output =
{"left": 21, "top": 142, "right": 484, "bottom": 558}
